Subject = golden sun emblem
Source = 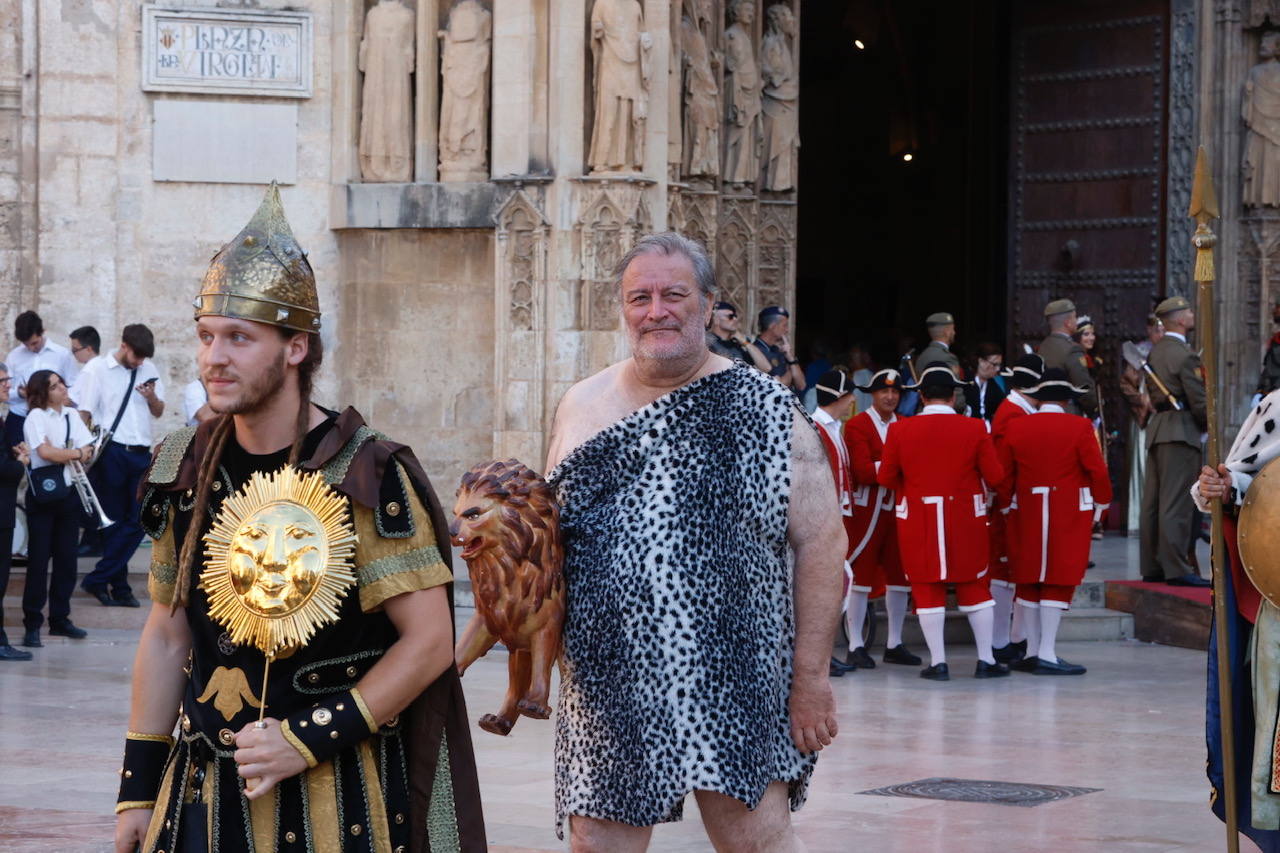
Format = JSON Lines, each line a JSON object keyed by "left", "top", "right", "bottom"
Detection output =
{"left": 200, "top": 467, "right": 357, "bottom": 656}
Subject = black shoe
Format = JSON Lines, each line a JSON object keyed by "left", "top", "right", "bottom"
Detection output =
{"left": 112, "top": 592, "right": 141, "bottom": 608}
{"left": 1011, "top": 656, "right": 1040, "bottom": 672}
{"left": 846, "top": 647, "right": 876, "bottom": 669}
{"left": 48, "top": 621, "right": 87, "bottom": 639}
{"left": 975, "top": 660, "right": 1011, "bottom": 678}
{"left": 21, "top": 630, "right": 42, "bottom": 648}
{"left": 993, "top": 640, "right": 1027, "bottom": 664}
{"left": 1033, "top": 657, "right": 1087, "bottom": 676}
{"left": 828, "top": 662, "right": 846, "bottom": 677}
{"left": 883, "top": 644, "right": 923, "bottom": 666}
{"left": 919, "top": 663, "right": 950, "bottom": 681}
{"left": 0, "top": 644, "right": 32, "bottom": 661}
{"left": 829, "top": 655, "right": 856, "bottom": 676}
{"left": 82, "top": 584, "right": 118, "bottom": 607}
{"left": 1141, "top": 576, "right": 1164, "bottom": 583}
{"left": 1167, "top": 574, "right": 1211, "bottom": 588}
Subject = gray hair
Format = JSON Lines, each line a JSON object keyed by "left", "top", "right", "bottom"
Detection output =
{"left": 613, "top": 231, "right": 717, "bottom": 300}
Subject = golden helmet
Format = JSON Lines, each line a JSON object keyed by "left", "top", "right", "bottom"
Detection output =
{"left": 195, "top": 182, "right": 320, "bottom": 334}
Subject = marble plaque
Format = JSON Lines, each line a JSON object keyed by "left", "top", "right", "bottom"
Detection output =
{"left": 141, "top": 7, "right": 313, "bottom": 98}
{"left": 152, "top": 100, "right": 297, "bottom": 185}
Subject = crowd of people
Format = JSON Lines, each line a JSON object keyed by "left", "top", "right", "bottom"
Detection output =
{"left": 707, "top": 292, "right": 1218, "bottom": 680}
{"left": 0, "top": 197, "right": 1255, "bottom": 849}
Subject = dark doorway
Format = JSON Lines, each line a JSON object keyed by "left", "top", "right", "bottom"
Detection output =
{"left": 795, "top": 1, "right": 1012, "bottom": 372}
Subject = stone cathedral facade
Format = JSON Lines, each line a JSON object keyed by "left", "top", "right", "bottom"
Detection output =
{"left": 0, "top": 0, "right": 800, "bottom": 484}
{"left": 7, "top": 0, "right": 1280, "bottom": 487}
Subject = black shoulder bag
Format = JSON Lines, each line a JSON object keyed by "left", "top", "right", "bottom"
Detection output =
{"left": 27, "top": 414, "right": 72, "bottom": 504}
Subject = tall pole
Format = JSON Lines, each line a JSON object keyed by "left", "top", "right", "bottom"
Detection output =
{"left": 1190, "top": 144, "right": 1239, "bottom": 853}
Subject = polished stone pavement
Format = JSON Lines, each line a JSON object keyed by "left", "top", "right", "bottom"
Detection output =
{"left": 0, "top": 615, "right": 1234, "bottom": 852}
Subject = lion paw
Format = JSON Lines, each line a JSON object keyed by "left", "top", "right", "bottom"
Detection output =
{"left": 479, "top": 714, "right": 515, "bottom": 736}
{"left": 517, "top": 699, "right": 552, "bottom": 720}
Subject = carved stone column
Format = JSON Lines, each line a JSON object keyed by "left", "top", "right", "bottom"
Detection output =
{"left": 493, "top": 184, "right": 551, "bottom": 462}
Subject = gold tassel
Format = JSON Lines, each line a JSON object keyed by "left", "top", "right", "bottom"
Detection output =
{"left": 1195, "top": 247, "right": 1215, "bottom": 283}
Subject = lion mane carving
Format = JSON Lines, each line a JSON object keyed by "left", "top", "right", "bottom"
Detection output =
{"left": 450, "top": 459, "right": 565, "bottom": 736}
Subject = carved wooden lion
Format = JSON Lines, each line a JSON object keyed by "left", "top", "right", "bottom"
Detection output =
{"left": 450, "top": 459, "right": 565, "bottom": 736}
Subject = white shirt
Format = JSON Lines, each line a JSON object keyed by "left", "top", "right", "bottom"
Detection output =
{"left": 921, "top": 403, "right": 957, "bottom": 415}
{"left": 1037, "top": 403, "right": 1065, "bottom": 414}
{"left": 1008, "top": 389, "right": 1037, "bottom": 415}
{"left": 5, "top": 340, "right": 78, "bottom": 417}
{"left": 183, "top": 379, "right": 209, "bottom": 427}
{"left": 813, "top": 407, "right": 852, "bottom": 514}
{"left": 24, "top": 405, "right": 94, "bottom": 483}
{"left": 1164, "top": 331, "right": 1187, "bottom": 343}
{"left": 71, "top": 352, "right": 165, "bottom": 446}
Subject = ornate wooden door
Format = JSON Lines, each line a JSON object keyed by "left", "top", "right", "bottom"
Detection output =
{"left": 1008, "top": 0, "right": 1170, "bottom": 525}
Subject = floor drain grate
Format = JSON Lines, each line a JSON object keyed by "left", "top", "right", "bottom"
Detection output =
{"left": 857, "top": 777, "right": 1101, "bottom": 808}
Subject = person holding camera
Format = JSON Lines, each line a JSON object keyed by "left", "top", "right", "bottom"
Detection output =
{"left": 21, "top": 369, "right": 93, "bottom": 646}
{"left": 71, "top": 324, "right": 165, "bottom": 608}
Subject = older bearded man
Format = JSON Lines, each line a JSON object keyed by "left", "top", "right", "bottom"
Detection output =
{"left": 545, "top": 232, "right": 844, "bottom": 852}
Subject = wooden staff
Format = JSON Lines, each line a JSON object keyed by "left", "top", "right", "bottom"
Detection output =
{"left": 1190, "top": 144, "right": 1239, "bottom": 853}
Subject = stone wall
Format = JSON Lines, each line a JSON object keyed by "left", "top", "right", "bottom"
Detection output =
{"left": 335, "top": 228, "right": 496, "bottom": 486}
{"left": 8, "top": 0, "right": 341, "bottom": 435}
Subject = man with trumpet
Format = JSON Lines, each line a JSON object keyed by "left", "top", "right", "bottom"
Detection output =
{"left": 72, "top": 324, "right": 165, "bottom": 608}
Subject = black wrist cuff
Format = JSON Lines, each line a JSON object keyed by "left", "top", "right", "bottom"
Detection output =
{"left": 116, "top": 732, "right": 175, "bottom": 813}
{"left": 279, "top": 688, "right": 377, "bottom": 768}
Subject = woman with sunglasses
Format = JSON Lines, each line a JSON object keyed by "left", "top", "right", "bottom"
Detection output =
{"left": 20, "top": 369, "right": 93, "bottom": 648}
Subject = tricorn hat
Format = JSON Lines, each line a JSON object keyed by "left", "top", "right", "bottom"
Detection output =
{"left": 905, "top": 365, "right": 971, "bottom": 392}
{"left": 856, "top": 368, "right": 902, "bottom": 393}
{"left": 1000, "top": 353, "right": 1045, "bottom": 389}
{"left": 815, "top": 369, "right": 853, "bottom": 407}
{"left": 195, "top": 183, "right": 321, "bottom": 335}
{"left": 1026, "top": 367, "right": 1088, "bottom": 401}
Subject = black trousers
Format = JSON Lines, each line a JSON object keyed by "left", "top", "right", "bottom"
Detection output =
{"left": 23, "top": 488, "right": 79, "bottom": 632}
{"left": 3, "top": 411, "right": 24, "bottom": 451}
{"left": 0, "top": 526, "right": 11, "bottom": 645}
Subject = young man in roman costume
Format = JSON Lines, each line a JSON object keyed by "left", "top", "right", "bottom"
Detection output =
{"left": 112, "top": 186, "right": 485, "bottom": 853}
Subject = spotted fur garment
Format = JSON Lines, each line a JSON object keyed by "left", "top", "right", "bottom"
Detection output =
{"left": 1193, "top": 388, "right": 1280, "bottom": 512}
{"left": 547, "top": 363, "right": 816, "bottom": 838}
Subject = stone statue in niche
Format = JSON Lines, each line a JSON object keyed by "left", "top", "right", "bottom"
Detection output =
{"left": 358, "top": 0, "right": 416, "bottom": 182}
{"left": 723, "top": 0, "right": 762, "bottom": 185}
{"left": 760, "top": 4, "right": 798, "bottom": 191}
{"left": 1244, "top": 31, "right": 1280, "bottom": 207}
{"left": 681, "top": 0, "right": 720, "bottom": 178}
{"left": 438, "top": 0, "right": 492, "bottom": 181}
{"left": 588, "top": 0, "right": 653, "bottom": 173}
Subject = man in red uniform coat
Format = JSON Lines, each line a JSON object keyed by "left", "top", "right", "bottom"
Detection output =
{"left": 810, "top": 368, "right": 859, "bottom": 677}
{"left": 996, "top": 369, "right": 1112, "bottom": 675}
{"left": 989, "top": 353, "right": 1044, "bottom": 663}
{"left": 878, "top": 366, "right": 1009, "bottom": 681}
{"left": 842, "top": 368, "right": 920, "bottom": 668}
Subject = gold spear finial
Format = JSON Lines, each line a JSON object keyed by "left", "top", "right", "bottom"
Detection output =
{"left": 1189, "top": 146, "right": 1219, "bottom": 282}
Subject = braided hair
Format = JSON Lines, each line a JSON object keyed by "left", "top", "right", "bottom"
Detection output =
{"left": 170, "top": 331, "right": 324, "bottom": 610}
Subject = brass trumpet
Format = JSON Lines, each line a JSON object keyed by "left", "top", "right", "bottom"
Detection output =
{"left": 65, "top": 440, "right": 114, "bottom": 529}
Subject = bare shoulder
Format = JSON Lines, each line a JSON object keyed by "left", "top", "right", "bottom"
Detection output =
{"left": 544, "top": 361, "right": 630, "bottom": 473}
{"left": 790, "top": 408, "right": 825, "bottom": 463}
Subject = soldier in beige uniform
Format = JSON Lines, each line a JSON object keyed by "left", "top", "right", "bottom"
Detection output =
{"left": 1139, "top": 295, "right": 1210, "bottom": 587}
{"left": 916, "top": 312, "right": 961, "bottom": 376}
{"left": 1038, "top": 299, "right": 1098, "bottom": 417}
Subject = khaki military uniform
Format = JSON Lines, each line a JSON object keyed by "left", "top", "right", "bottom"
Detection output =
{"left": 1038, "top": 332, "right": 1097, "bottom": 416}
{"left": 916, "top": 340, "right": 959, "bottom": 375}
{"left": 1139, "top": 333, "right": 1207, "bottom": 580}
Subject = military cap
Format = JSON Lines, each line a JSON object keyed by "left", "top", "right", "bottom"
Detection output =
{"left": 1155, "top": 295, "right": 1191, "bottom": 316}
{"left": 1043, "top": 298, "right": 1076, "bottom": 317}
{"left": 925, "top": 312, "right": 955, "bottom": 327}
{"left": 814, "top": 369, "right": 853, "bottom": 407}
{"left": 856, "top": 368, "right": 902, "bottom": 393}
{"left": 713, "top": 300, "right": 736, "bottom": 313}
{"left": 758, "top": 305, "right": 789, "bottom": 330}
